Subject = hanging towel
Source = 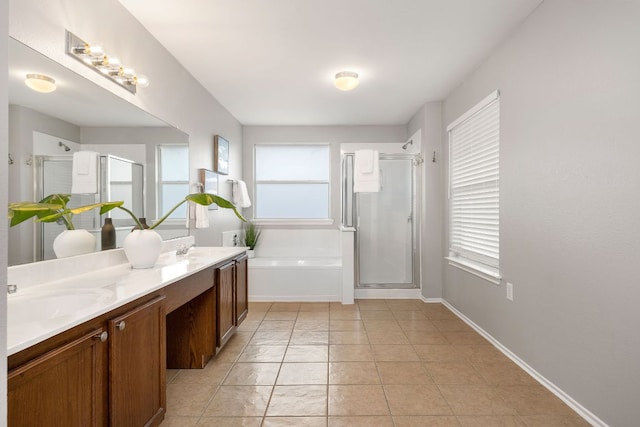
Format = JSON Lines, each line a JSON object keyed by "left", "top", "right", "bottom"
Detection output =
{"left": 354, "top": 150, "right": 380, "bottom": 193}
{"left": 71, "top": 151, "right": 99, "bottom": 194}
{"left": 186, "top": 201, "right": 210, "bottom": 229}
{"left": 232, "top": 179, "right": 252, "bottom": 208}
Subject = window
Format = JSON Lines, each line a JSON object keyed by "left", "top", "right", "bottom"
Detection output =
{"left": 447, "top": 91, "right": 501, "bottom": 283}
{"left": 157, "top": 145, "right": 189, "bottom": 220}
{"left": 254, "top": 144, "right": 330, "bottom": 220}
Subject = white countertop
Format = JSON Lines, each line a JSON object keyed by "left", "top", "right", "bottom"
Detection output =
{"left": 7, "top": 246, "right": 247, "bottom": 356}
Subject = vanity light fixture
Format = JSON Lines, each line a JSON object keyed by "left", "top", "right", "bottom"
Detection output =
{"left": 65, "top": 30, "right": 149, "bottom": 94}
{"left": 334, "top": 71, "right": 359, "bottom": 91}
{"left": 24, "top": 74, "right": 57, "bottom": 93}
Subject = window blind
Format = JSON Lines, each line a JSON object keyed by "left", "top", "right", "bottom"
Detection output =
{"left": 448, "top": 93, "right": 500, "bottom": 269}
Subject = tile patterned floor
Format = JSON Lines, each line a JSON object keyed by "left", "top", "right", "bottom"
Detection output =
{"left": 160, "top": 300, "right": 589, "bottom": 427}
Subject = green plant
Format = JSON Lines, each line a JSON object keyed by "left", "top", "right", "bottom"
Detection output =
{"left": 119, "top": 192, "right": 246, "bottom": 230}
{"left": 8, "top": 194, "right": 123, "bottom": 229}
{"left": 242, "top": 221, "right": 261, "bottom": 250}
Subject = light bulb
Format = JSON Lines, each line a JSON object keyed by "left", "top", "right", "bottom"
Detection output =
{"left": 134, "top": 74, "right": 149, "bottom": 88}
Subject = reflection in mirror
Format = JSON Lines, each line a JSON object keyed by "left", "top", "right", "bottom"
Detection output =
{"left": 8, "top": 37, "right": 190, "bottom": 266}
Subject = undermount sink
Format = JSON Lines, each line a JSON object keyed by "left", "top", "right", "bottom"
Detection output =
{"left": 8, "top": 288, "right": 116, "bottom": 325}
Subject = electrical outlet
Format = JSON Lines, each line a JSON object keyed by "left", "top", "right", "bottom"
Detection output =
{"left": 506, "top": 282, "right": 514, "bottom": 301}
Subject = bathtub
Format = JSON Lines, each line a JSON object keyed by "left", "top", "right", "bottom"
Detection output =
{"left": 248, "top": 257, "right": 343, "bottom": 302}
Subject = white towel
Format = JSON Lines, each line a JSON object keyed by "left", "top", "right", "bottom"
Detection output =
{"left": 232, "top": 179, "right": 252, "bottom": 208}
{"left": 354, "top": 150, "right": 380, "bottom": 193}
{"left": 71, "top": 151, "right": 99, "bottom": 194}
{"left": 185, "top": 201, "right": 210, "bottom": 229}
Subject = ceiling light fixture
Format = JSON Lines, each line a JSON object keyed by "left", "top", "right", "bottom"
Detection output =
{"left": 24, "top": 74, "right": 57, "bottom": 93}
{"left": 334, "top": 71, "right": 359, "bottom": 91}
{"left": 65, "top": 30, "right": 149, "bottom": 94}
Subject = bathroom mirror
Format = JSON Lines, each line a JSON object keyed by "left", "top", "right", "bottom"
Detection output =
{"left": 8, "top": 37, "right": 191, "bottom": 266}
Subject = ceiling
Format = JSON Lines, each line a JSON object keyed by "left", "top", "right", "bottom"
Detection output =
{"left": 119, "top": 0, "right": 543, "bottom": 126}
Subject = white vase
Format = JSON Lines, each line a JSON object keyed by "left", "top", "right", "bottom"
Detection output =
{"left": 247, "top": 249, "right": 256, "bottom": 259}
{"left": 53, "top": 229, "right": 97, "bottom": 258}
{"left": 123, "top": 229, "right": 162, "bottom": 269}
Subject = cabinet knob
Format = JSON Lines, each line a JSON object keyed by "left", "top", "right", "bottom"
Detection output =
{"left": 96, "top": 331, "right": 108, "bottom": 342}
{"left": 116, "top": 321, "right": 126, "bottom": 331}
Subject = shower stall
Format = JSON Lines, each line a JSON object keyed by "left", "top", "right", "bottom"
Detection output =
{"left": 343, "top": 152, "right": 421, "bottom": 289}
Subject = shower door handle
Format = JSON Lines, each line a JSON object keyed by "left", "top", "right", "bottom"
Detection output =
{"left": 407, "top": 214, "right": 412, "bottom": 223}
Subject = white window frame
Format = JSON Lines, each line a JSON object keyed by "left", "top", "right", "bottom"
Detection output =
{"left": 253, "top": 143, "right": 332, "bottom": 224}
{"left": 446, "top": 90, "right": 501, "bottom": 284}
{"left": 157, "top": 144, "right": 189, "bottom": 222}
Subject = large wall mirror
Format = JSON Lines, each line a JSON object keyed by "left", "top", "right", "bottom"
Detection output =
{"left": 8, "top": 37, "right": 191, "bottom": 266}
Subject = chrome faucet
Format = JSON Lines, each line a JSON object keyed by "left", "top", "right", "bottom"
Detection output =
{"left": 7, "top": 284, "right": 17, "bottom": 294}
{"left": 176, "top": 243, "right": 195, "bottom": 256}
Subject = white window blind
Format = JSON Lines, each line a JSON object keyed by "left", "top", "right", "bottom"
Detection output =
{"left": 448, "top": 91, "right": 500, "bottom": 272}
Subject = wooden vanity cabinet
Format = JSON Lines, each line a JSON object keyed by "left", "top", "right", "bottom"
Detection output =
{"left": 216, "top": 260, "right": 236, "bottom": 347}
{"left": 235, "top": 255, "right": 248, "bottom": 325}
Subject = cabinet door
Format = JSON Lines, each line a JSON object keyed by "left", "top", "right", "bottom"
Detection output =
{"left": 9, "top": 328, "right": 108, "bottom": 427}
{"left": 216, "top": 261, "right": 236, "bottom": 347}
{"left": 109, "top": 296, "right": 166, "bottom": 427}
{"left": 235, "top": 255, "right": 249, "bottom": 325}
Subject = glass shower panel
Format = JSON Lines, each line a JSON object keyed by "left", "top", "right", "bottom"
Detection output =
{"left": 357, "top": 158, "right": 414, "bottom": 287}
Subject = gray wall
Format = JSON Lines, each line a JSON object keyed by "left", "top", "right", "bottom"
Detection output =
{"left": 9, "top": 0, "right": 245, "bottom": 246}
{"left": 408, "top": 102, "right": 443, "bottom": 299}
{"left": 1, "top": 0, "right": 9, "bottom": 420}
{"left": 242, "top": 125, "right": 407, "bottom": 225}
{"left": 441, "top": 0, "right": 640, "bottom": 425}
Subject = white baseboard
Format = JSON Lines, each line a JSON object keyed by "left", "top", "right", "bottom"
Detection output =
{"left": 354, "top": 288, "right": 422, "bottom": 299}
{"left": 440, "top": 300, "right": 607, "bottom": 427}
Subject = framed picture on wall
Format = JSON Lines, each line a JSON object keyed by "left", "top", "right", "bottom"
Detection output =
{"left": 214, "top": 135, "right": 230, "bottom": 175}
{"left": 198, "top": 168, "right": 219, "bottom": 210}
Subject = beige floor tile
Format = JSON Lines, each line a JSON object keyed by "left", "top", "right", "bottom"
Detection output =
{"left": 328, "top": 385, "right": 389, "bottom": 416}
{"left": 329, "top": 362, "right": 381, "bottom": 384}
{"left": 237, "top": 320, "right": 261, "bottom": 332}
{"left": 385, "top": 300, "right": 424, "bottom": 311}
{"left": 299, "top": 302, "right": 331, "bottom": 312}
{"left": 166, "top": 383, "right": 218, "bottom": 416}
{"left": 329, "top": 310, "right": 362, "bottom": 320}
{"left": 363, "top": 319, "right": 403, "bottom": 332}
{"left": 329, "top": 345, "right": 374, "bottom": 361}
{"left": 442, "top": 332, "right": 488, "bottom": 345}
{"left": 167, "top": 369, "right": 180, "bottom": 383}
{"left": 239, "top": 345, "right": 287, "bottom": 363}
{"left": 284, "top": 345, "right": 329, "bottom": 362}
{"left": 366, "top": 330, "right": 410, "bottom": 345}
{"left": 263, "top": 417, "right": 327, "bottom": 426}
{"left": 413, "top": 345, "right": 474, "bottom": 362}
{"left": 329, "top": 415, "right": 394, "bottom": 426}
{"left": 357, "top": 300, "right": 390, "bottom": 311}
{"left": 203, "top": 385, "right": 272, "bottom": 417}
{"left": 330, "top": 302, "right": 359, "bottom": 312}
{"left": 496, "top": 385, "right": 577, "bottom": 416}
{"left": 384, "top": 384, "right": 452, "bottom": 415}
{"left": 258, "top": 320, "right": 296, "bottom": 331}
{"left": 360, "top": 310, "right": 396, "bottom": 320}
{"left": 439, "top": 385, "right": 516, "bottom": 416}
{"left": 270, "top": 302, "right": 302, "bottom": 312}
{"left": 329, "top": 320, "right": 365, "bottom": 331}
{"left": 297, "top": 311, "right": 330, "bottom": 321}
{"left": 159, "top": 416, "right": 200, "bottom": 426}
{"left": 245, "top": 312, "right": 268, "bottom": 322}
{"left": 196, "top": 417, "right": 263, "bottom": 426}
{"left": 223, "top": 363, "right": 281, "bottom": 385}
{"left": 376, "top": 362, "right": 432, "bottom": 384}
{"left": 249, "top": 302, "right": 273, "bottom": 311}
{"left": 330, "top": 331, "right": 369, "bottom": 344}
{"left": 398, "top": 319, "right": 439, "bottom": 332}
{"left": 432, "top": 319, "right": 473, "bottom": 332}
{"left": 425, "top": 362, "right": 486, "bottom": 385}
{"left": 233, "top": 331, "right": 255, "bottom": 344}
{"left": 277, "top": 362, "right": 328, "bottom": 385}
{"left": 371, "top": 345, "right": 420, "bottom": 362}
{"left": 421, "top": 304, "right": 457, "bottom": 320}
{"left": 213, "top": 347, "right": 244, "bottom": 363}
{"left": 264, "top": 311, "right": 299, "bottom": 321}
{"left": 392, "top": 310, "right": 427, "bottom": 320}
{"left": 404, "top": 331, "right": 448, "bottom": 345}
{"left": 290, "top": 330, "right": 329, "bottom": 345}
{"left": 458, "top": 415, "right": 526, "bottom": 426}
{"left": 518, "top": 414, "right": 591, "bottom": 426}
{"left": 467, "top": 345, "right": 511, "bottom": 364}
{"left": 172, "top": 361, "right": 233, "bottom": 385}
{"left": 393, "top": 416, "right": 460, "bottom": 426}
{"left": 294, "top": 320, "right": 330, "bottom": 331}
{"left": 249, "top": 330, "right": 292, "bottom": 346}
{"left": 473, "top": 361, "right": 536, "bottom": 385}
{"left": 267, "top": 385, "right": 328, "bottom": 416}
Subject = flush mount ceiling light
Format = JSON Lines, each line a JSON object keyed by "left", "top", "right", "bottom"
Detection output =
{"left": 334, "top": 71, "right": 359, "bottom": 91}
{"left": 24, "top": 74, "right": 57, "bottom": 93}
{"left": 65, "top": 30, "right": 149, "bottom": 94}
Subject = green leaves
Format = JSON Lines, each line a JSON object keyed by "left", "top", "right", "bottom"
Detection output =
{"left": 185, "top": 193, "right": 246, "bottom": 222}
{"left": 8, "top": 201, "right": 64, "bottom": 227}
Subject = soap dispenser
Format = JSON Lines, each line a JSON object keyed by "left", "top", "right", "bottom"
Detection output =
{"left": 101, "top": 217, "right": 116, "bottom": 250}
